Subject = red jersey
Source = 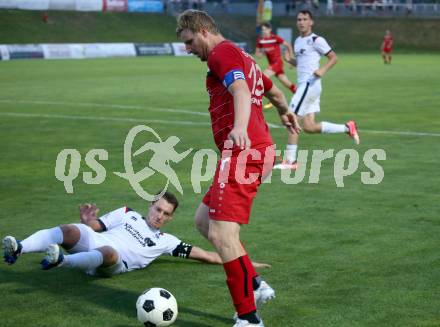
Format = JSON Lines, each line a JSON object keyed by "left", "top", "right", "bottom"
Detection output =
{"left": 256, "top": 33, "right": 284, "bottom": 64}
{"left": 383, "top": 35, "right": 393, "bottom": 51}
{"left": 206, "top": 40, "right": 273, "bottom": 153}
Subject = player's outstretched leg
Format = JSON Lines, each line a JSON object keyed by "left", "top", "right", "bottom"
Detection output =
{"left": 346, "top": 120, "right": 360, "bottom": 144}
{"left": 41, "top": 244, "right": 65, "bottom": 270}
{"left": 272, "top": 160, "right": 298, "bottom": 170}
{"left": 3, "top": 236, "right": 22, "bottom": 264}
{"left": 273, "top": 133, "right": 299, "bottom": 170}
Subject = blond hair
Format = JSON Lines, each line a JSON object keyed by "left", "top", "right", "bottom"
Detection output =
{"left": 176, "top": 10, "right": 220, "bottom": 37}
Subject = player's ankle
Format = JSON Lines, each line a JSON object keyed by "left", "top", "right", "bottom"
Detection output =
{"left": 238, "top": 310, "right": 260, "bottom": 324}
{"left": 252, "top": 276, "right": 262, "bottom": 291}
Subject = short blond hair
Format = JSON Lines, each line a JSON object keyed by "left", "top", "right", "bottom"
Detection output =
{"left": 176, "top": 9, "right": 220, "bottom": 37}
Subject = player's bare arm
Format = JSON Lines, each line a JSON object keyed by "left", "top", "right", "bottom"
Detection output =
{"left": 188, "top": 246, "right": 271, "bottom": 268}
{"left": 283, "top": 41, "right": 294, "bottom": 63}
{"left": 265, "top": 84, "right": 301, "bottom": 134}
{"left": 285, "top": 56, "right": 297, "bottom": 67}
{"left": 188, "top": 246, "right": 222, "bottom": 264}
{"left": 314, "top": 50, "right": 337, "bottom": 78}
{"left": 79, "top": 203, "right": 103, "bottom": 232}
{"left": 227, "top": 79, "right": 252, "bottom": 149}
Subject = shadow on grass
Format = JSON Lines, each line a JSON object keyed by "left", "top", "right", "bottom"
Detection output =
{"left": 0, "top": 266, "right": 231, "bottom": 327}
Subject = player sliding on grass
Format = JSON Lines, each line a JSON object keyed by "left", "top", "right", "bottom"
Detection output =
{"left": 255, "top": 22, "right": 297, "bottom": 109}
{"left": 3, "top": 192, "right": 272, "bottom": 285}
{"left": 276, "top": 10, "right": 360, "bottom": 170}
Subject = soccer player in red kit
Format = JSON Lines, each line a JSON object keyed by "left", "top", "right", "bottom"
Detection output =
{"left": 176, "top": 10, "right": 300, "bottom": 327}
{"left": 256, "top": 22, "right": 297, "bottom": 108}
{"left": 381, "top": 30, "right": 393, "bottom": 64}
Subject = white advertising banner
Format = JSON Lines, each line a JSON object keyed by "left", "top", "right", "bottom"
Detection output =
{"left": 17, "top": 0, "right": 49, "bottom": 10}
{"left": 83, "top": 43, "right": 136, "bottom": 58}
{"left": 277, "top": 28, "right": 293, "bottom": 45}
{"left": 171, "top": 42, "right": 192, "bottom": 57}
{"left": 0, "top": 45, "right": 10, "bottom": 61}
{"left": 7, "top": 44, "right": 44, "bottom": 59}
{"left": 69, "top": 44, "right": 86, "bottom": 59}
{"left": 49, "top": 0, "right": 76, "bottom": 10}
{"left": 103, "top": 0, "right": 127, "bottom": 11}
{"left": 42, "top": 44, "right": 74, "bottom": 59}
{"left": 75, "top": 0, "right": 102, "bottom": 11}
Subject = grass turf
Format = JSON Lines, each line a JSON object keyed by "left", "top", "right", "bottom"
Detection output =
{"left": 0, "top": 54, "right": 439, "bottom": 327}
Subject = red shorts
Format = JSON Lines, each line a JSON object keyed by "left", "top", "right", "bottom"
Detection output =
{"left": 202, "top": 147, "right": 275, "bottom": 225}
{"left": 383, "top": 47, "right": 392, "bottom": 53}
{"left": 268, "top": 60, "right": 284, "bottom": 76}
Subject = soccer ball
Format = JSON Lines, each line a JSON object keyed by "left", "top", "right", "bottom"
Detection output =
{"left": 136, "top": 288, "right": 178, "bottom": 326}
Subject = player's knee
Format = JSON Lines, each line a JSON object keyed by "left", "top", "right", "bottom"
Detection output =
{"left": 303, "top": 125, "right": 313, "bottom": 133}
{"left": 60, "top": 224, "right": 75, "bottom": 236}
{"left": 194, "top": 205, "right": 209, "bottom": 238}
{"left": 303, "top": 122, "right": 319, "bottom": 133}
{"left": 97, "top": 246, "right": 119, "bottom": 266}
{"left": 60, "top": 224, "right": 80, "bottom": 248}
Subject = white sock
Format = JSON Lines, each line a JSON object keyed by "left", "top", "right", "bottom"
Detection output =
{"left": 321, "top": 122, "right": 348, "bottom": 134}
{"left": 21, "top": 227, "right": 63, "bottom": 253}
{"left": 63, "top": 250, "right": 104, "bottom": 271}
{"left": 285, "top": 144, "right": 298, "bottom": 163}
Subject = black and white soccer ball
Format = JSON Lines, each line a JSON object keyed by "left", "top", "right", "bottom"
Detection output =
{"left": 136, "top": 288, "right": 178, "bottom": 326}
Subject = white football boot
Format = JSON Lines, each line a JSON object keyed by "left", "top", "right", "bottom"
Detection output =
{"left": 3, "top": 235, "right": 22, "bottom": 264}
{"left": 233, "top": 318, "right": 265, "bottom": 327}
{"left": 254, "top": 281, "right": 275, "bottom": 307}
{"left": 41, "top": 244, "right": 64, "bottom": 270}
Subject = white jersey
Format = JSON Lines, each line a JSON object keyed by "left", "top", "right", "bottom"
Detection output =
{"left": 294, "top": 33, "right": 332, "bottom": 84}
{"left": 96, "top": 207, "right": 189, "bottom": 271}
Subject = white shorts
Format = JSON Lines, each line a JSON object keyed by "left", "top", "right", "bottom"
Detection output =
{"left": 289, "top": 80, "right": 322, "bottom": 117}
{"left": 68, "top": 224, "right": 128, "bottom": 277}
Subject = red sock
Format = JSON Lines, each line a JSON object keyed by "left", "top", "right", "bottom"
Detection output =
{"left": 240, "top": 242, "right": 259, "bottom": 280}
{"left": 290, "top": 84, "right": 297, "bottom": 93}
{"left": 223, "top": 255, "right": 256, "bottom": 315}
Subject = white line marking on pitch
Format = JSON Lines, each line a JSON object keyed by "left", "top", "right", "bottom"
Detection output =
{"left": 0, "top": 99, "right": 209, "bottom": 117}
{"left": 0, "top": 112, "right": 210, "bottom": 126}
{"left": 1, "top": 99, "right": 439, "bottom": 137}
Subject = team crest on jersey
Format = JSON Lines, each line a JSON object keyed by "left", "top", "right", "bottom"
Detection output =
{"left": 144, "top": 237, "right": 156, "bottom": 247}
{"left": 307, "top": 39, "right": 313, "bottom": 45}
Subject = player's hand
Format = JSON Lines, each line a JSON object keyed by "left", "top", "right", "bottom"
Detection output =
{"left": 285, "top": 57, "right": 294, "bottom": 69}
{"left": 280, "top": 113, "right": 301, "bottom": 135}
{"left": 228, "top": 127, "right": 251, "bottom": 150}
{"left": 252, "top": 261, "right": 272, "bottom": 269}
{"left": 284, "top": 57, "right": 296, "bottom": 68}
{"left": 313, "top": 68, "right": 325, "bottom": 78}
{"left": 79, "top": 203, "right": 100, "bottom": 224}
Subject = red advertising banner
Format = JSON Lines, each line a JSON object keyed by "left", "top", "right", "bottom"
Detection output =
{"left": 103, "top": 0, "right": 127, "bottom": 11}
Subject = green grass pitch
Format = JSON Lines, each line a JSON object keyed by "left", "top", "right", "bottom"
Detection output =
{"left": 0, "top": 54, "right": 439, "bottom": 327}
